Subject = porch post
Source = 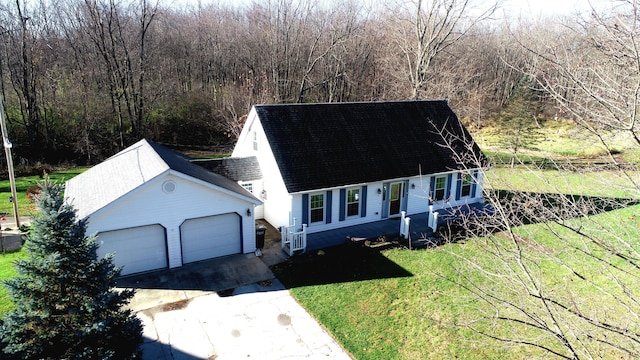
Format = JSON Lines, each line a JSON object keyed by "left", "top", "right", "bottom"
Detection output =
{"left": 431, "top": 213, "right": 438, "bottom": 233}
{"left": 428, "top": 205, "right": 434, "bottom": 228}
{"left": 404, "top": 216, "right": 411, "bottom": 241}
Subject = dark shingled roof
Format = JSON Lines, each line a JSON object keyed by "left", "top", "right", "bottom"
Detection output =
{"left": 255, "top": 100, "right": 486, "bottom": 193}
{"left": 146, "top": 141, "right": 258, "bottom": 200}
{"left": 192, "top": 156, "right": 263, "bottom": 182}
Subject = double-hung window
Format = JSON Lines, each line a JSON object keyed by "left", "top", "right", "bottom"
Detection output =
{"left": 310, "top": 193, "right": 324, "bottom": 223}
{"left": 435, "top": 175, "right": 447, "bottom": 201}
{"left": 346, "top": 188, "right": 360, "bottom": 217}
{"left": 252, "top": 131, "right": 258, "bottom": 151}
{"left": 461, "top": 173, "right": 473, "bottom": 197}
{"left": 241, "top": 182, "right": 253, "bottom": 193}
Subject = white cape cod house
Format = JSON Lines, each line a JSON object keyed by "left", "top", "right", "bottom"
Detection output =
{"left": 65, "top": 100, "right": 488, "bottom": 275}
{"left": 230, "top": 100, "right": 488, "bottom": 252}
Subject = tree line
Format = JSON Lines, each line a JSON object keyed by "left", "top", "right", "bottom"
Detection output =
{"left": 0, "top": 0, "right": 637, "bottom": 168}
{"left": 1, "top": 1, "right": 639, "bottom": 358}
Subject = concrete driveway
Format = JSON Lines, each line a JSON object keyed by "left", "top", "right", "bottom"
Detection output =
{"left": 118, "top": 251, "right": 352, "bottom": 359}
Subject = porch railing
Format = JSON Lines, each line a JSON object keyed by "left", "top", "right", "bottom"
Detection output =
{"left": 400, "top": 211, "right": 411, "bottom": 238}
{"left": 427, "top": 206, "right": 439, "bottom": 233}
{"left": 282, "top": 218, "right": 307, "bottom": 256}
{"left": 400, "top": 209, "right": 439, "bottom": 239}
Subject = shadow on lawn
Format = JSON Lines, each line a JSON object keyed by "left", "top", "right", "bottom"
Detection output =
{"left": 492, "top": 189, "right": 639, "bottom": 224}
{"left": 272, "top": 191, "right": 637, "bottom": 290}
{"left": 271, "top": 243, "right": 413, "bottom": 289}
{"left": 437, "top": 189, "right": 639, "bottom": 243}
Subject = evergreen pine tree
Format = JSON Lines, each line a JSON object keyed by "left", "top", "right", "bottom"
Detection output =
{"left": 0, "top": 182, "right": 142, "bottom": 359}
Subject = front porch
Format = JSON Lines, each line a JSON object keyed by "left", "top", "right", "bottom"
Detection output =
{"left": 283, "top": 202, "right": 493, "bottom": 253}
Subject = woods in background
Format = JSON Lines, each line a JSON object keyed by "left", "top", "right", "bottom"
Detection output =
{"left": 0, "top": 0, "right": 636, "bottom": 167}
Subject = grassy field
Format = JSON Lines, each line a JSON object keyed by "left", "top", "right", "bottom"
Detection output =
{"left": 486, "top": 167, "right": 640, "bottom": 198}
{"left": 0, "top": 250, "right": 22, "bottom": 314}
{"left": 473, "top": 118, "right": 640, "bottom": 160}
{"left": 0, "top": 168, "right": 86, "bottom": 313}
{"left": 274, "top": 187, "right": 639, "bottom": 359}
{"left": 0, "top": 167, "right": 86, "bottom": 217}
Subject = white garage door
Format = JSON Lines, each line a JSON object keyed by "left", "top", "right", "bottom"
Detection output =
{"left": 181, "top": 213, "right": 242, "bottom": 264}
{"left": 96, "top": 225, "right": 167, "bottom": 276}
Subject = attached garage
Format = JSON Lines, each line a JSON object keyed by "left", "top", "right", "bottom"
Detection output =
{"left": 96, "top": 224, "right": 167, "bottom": 275}
{"left": 180, "top": 213, "right": 242, "bottom": 264}
{"left": 65, "top": 139, "right": 261, "bottom": 276}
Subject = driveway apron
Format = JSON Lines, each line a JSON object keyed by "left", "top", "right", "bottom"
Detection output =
{"left": 119, "top": 253, "right": 352, "bottom": 359}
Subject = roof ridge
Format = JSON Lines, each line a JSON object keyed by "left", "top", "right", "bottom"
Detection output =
{"left": 254, "top": 99, "right": 449, "bottom": 107}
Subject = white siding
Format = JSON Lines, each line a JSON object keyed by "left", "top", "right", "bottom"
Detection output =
{"left": 232, "top": 108, "right": 291, "bottom": 229}
{"left": 232, "top": 108, "right": 261, "bottom": 158}
{"left": 291, "top": 181, "right": 386, "bottom": 235}
{"left": 406, "top": 175, "right": 433, "bottom": 214}
{"left": 407, "top": 170, "right": 486, "bottom": 213}
{"left": 86, "top": 173, "right": 257, "bottom": 269}
{"left": 240, "top": 180, "right": 265, "bottom": 219}
{"left": 290, "top": 171, "right": 487, "bottom": 235}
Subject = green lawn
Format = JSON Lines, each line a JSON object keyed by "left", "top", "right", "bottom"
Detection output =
{"left": 0, "top": 168, "right": 85, "bottom": 313}
{"left": 486, "top": 167, "right": 640, "bottom": 198}
{"left": 0, "top": 249, "right": 23, "bottom": 314}
{"left": 274, "top": 146, "right": 639, "bottom": 359}
{"left": 275, "top": 196, "right": 639, "bottom": 359}
{"left": 0, "top": 167, "right": 87, "bottom": 216}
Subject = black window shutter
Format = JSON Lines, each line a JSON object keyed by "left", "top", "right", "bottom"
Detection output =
{"left": 326, "top": 191, "right": 332, "bottom": 223}
{"left": 455, "top": 173, "right": 462, "bottom": 200}
{"left": 302, "top": 194, "right": 309, "bottom": 225}
{"left": 470, "top": 171, "right": 478, "bottom": 198}
{"left": 429, "top": 177, "right": 436, "bottom": 204}
{"left": 446, "top": 174, "right": 453, "bottom": 200}
{"left": 339, "top": 189, "right": 346, "bottom": 221}
{"left": 361, "top": 186, "right": 367, "bottom": 217}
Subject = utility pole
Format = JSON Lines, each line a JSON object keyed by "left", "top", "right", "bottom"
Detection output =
{"left": 0, "top": 91, "right": 20, "bottom": 228}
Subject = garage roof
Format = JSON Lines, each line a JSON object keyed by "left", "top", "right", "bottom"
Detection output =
{"left": 65, "top": 139, "right": 259, "bottom": 219}
{"left": 191, "top": 156, "right": 262, "bottom": 182}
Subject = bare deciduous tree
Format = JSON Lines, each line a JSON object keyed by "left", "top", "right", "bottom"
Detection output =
{"left": 524, "top": 0, "right": 640, "bottom": 164}
{"left": 72, "top": 0, "right": 158, "bottom": 148}
{"left": 432, "top": 119, "right": 640, "bottom": 358}
{"left": 384, "top": 0, "right": 499, "bottom": 100}
{"left": 430, "top": 10, "right": 640, "bottom": 348}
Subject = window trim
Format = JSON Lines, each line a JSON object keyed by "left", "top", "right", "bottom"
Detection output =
{"left": 309, "top": 193, "right": 325, "bottom": 224}
{"left": 460, "top": 173, "right": 472, "bottom": 197}
{"left": 346, "top": 188, "right": 360, "bottom": 217}
{"left": 252, "top": 131, "right": 258, "bottom": 151}
{"left": 434, "top": 175, "right": 447, "bottom": 201}
{"left": 241, "top": 182, "right": 253, "bottom": 193}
